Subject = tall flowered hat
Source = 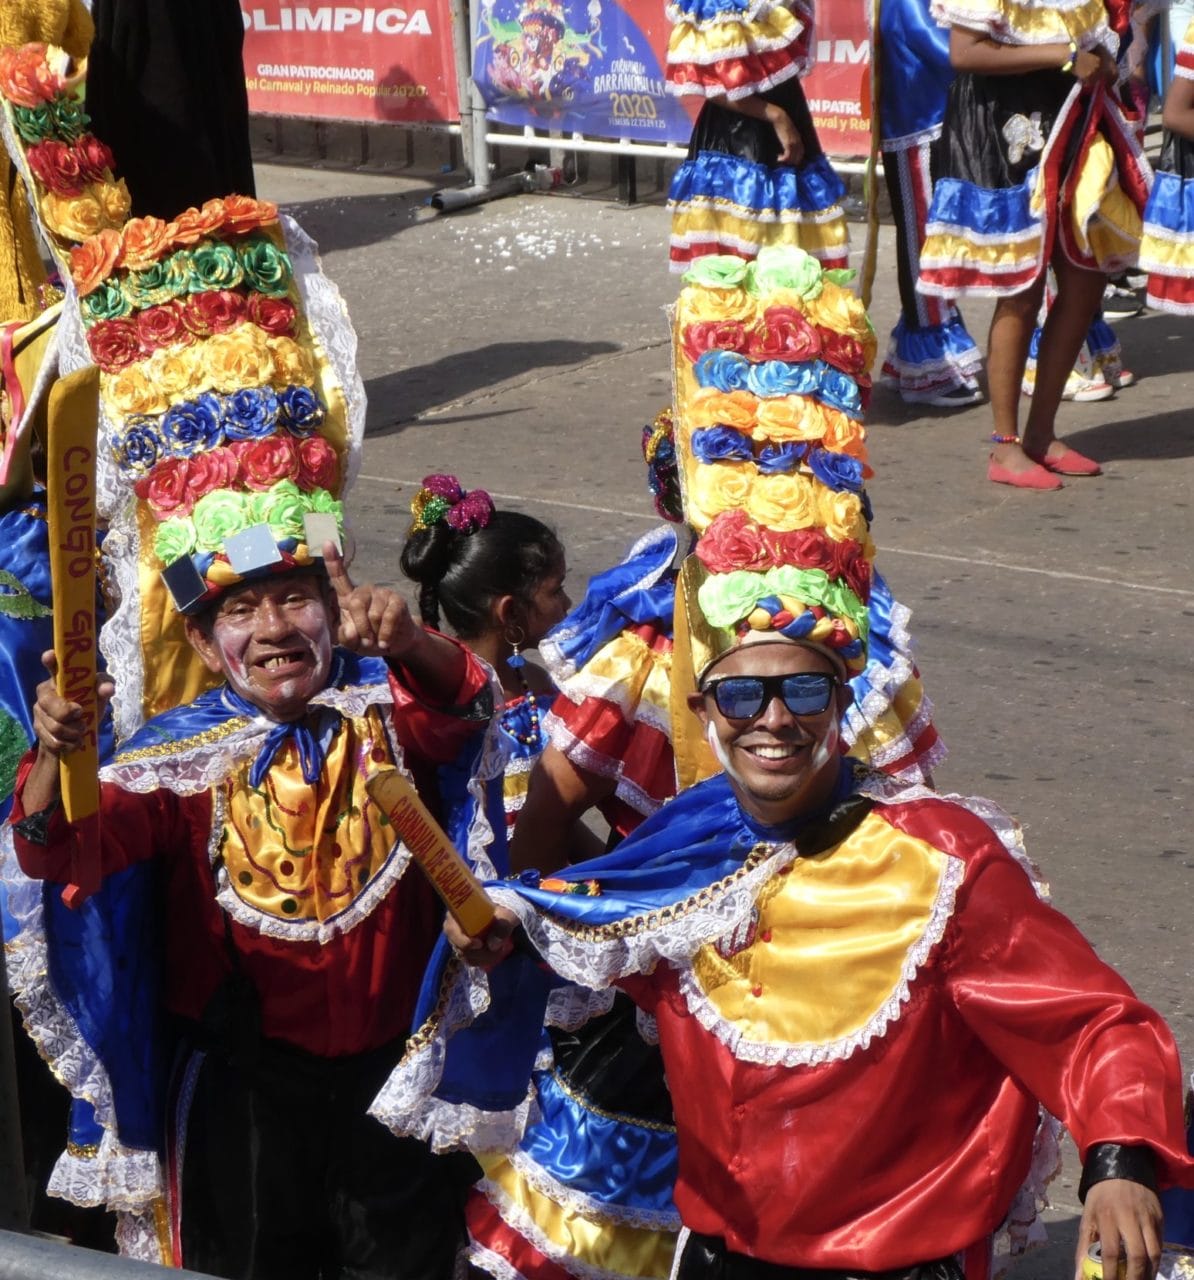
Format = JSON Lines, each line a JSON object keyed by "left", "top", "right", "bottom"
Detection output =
{"left": 0, "top": 42, "right": 365, "bottom": 739}
{"left": 670, "top": 245, "right": 877, "bottom": 744}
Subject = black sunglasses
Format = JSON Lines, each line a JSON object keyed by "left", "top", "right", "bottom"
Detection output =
{"left": 703, "top": 672, "right": 839, "bottom": 721}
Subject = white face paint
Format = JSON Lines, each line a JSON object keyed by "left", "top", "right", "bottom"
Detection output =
{"left": 808, "top": 715, "right": 839, "bottom": 773}
{"left": 707, "top": 716, "right": 747, "bottom": 787}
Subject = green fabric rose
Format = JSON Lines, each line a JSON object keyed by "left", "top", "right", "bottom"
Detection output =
{"left": 190, "top": 241, "right": 244, "bottom": 292}
{"left": 698, "top": 570, "right": 770, "bottom": 628}
{"left": 308, "top": 489, "right": 344, "bottom": 524}
{"left": 125, "top": 257, "right": 179, "bottom": 309}
{"left": 746, "top": 246, "right": 823, "bottom": 299}
{"left": 154, "top": 517, "right": 198, "bottom": 565}
{"left": 51, "top": 95, "right": 89, "bottom": 142}
{"left": 250, "top": 479, "right": 308, "bottom": 540}
{"left": 766, "top": 566, "right": 868, "bottom": 636}
{"left": 682, "top": 256, "right": 750, "bottom": 290}
{"left": 192, "top": 490, "right": 250, "bottom": 552}
{"left": 239, "top": 236, "right": 292, "bottom": 297}
{"left": 12, "top": 104, "right": 54, "bottom": 144}
{"left": 82, "top": 279, "right": 132, "bottom": 324}
{"left": 822, "top": 268, "right": 857, "bottom": 287}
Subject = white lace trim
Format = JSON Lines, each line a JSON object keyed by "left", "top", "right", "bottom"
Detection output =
{"left": 544, "top": 717, "right": 669, "bottom": 821}
{"left": 467, "top": 1241, "right": 526, "bottom": 1280}
{"left": 636, "top": 1008, "right": 660, "bottom": 1045}
{"left": 674, "top": 851, "right": 964, "bottom": 1068}
{"left": 669, "top": 1228, "right": 690, "bottom": 1280}
{"left": 115, "top": 1207, "right": 169, "bottom": 1264}
{"left": 47, "top": 1129, "right": 164, "bottom": 1212}
{"left": 478, "top": 1175, "right": 667, "bottom": 1280}
{"left": 992, "top": 1112, "right": 1063, "bottom": 1277}
{"left": 0, "top": 824, "right": 163, "bottom": 1212}
{"left": 505, "top": 1148, "right": 682, "bottom": 1233}
{"left": 540, "top": 527, "right": 678, "bottom": 684}
{"left": 545, "top": 985, "right": 617, "bottom": 1031}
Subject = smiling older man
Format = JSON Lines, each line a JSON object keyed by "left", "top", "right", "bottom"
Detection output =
{"left": 11, "top": 542, "right": 492, "bottom": 1280}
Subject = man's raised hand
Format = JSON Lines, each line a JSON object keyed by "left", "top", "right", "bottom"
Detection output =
{"left": 324, "top": 542, "right": 422, "bottom": 660}
{"left": 32, "top": 650, "right": 114, "bottom": 760}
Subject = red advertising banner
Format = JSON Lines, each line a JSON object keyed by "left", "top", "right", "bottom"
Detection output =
{"left": 802, "top": 2, "right": 872, "bottom": 158}
{"left": 240, "top": 2, "right": 460, "bottom": 123}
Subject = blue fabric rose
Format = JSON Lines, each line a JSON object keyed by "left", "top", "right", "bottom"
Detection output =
{"left": 161, "top": 394, "right": 223, "bottom": 457}
{"left": 222, "top": 387, "right": 280, "bottom": 441}
{"left": 746, "top": 360, "right": 817, "bottom": 399}
{"left": 691, "top": 427, "right": 753, "bottom": 464}
{"left": 276, "top": 385, "right": 326, "bottom": 436}
{"left": 694, "top": 350, "right": 752, "bottom": 393}
{"left": 756, "top": 442, "right": 803, "bottom": 474}
{"left": 806, "top": 448, "right": 864, "bottom": 493}
{"left": 817, "top": 363, "right": 863, "bottom": 417}
{"left": 115, "top": 420, "right": 163, "bottom": 475}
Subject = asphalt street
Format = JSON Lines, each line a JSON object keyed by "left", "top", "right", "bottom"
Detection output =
{"left": 258, "top": 158, "right": 1194, "bottom": 1271}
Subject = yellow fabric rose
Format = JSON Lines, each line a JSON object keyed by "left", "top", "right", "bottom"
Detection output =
{"left": 688, "top": 388, "right": 758, "bottom": 432}
{"left": 204, "top": 327, "right": 273, "bottom": 393}
{"left": 97, "top": 178, "right": 132, "bottom": 228}
{"left": 688, "top": 461, "right": 753, "bottom": 531}
{"left": 753, "top": 396, "right": 829, "bottom": 444}
{"left": 745, "top": 472, "right": 816, "bottom": 532}
{"left": 679, "top": 286, "right": 758, "bottom": 326}
{"left": 147, "top": 347, "right": 199, "bottom": 400}
{"left": 806, "top": 280, "right": 869, "bottom": 338}
{"left": 40, "top": 190, "right": 103, "bottom": 240}
{"left": 821, "top": 489, "right": 866, "bottom": 543}
{"left": 266, "top": 335, "right": 314, "bottom": 388}
{"left": 104, "top": 366, "right": 167, "bottom": 417}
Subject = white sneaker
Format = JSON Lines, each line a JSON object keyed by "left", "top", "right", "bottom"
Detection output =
{"left": 1062, "top": 371, "right": 1115, "bottom": 402}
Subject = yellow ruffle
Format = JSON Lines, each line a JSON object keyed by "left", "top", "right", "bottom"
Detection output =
{"left": 667, "top": 3, "right": 802, "bottom": 64}
{"left": 1068, "top": 134, "right": 1142, "bottom": 268}
{"left": 846, "top": 676, "right": 926, "bottom": 765}
{"left": 479, "top": 1157, "right": 677, "bottom": 1280}
{"left": 1139, "top": 233, "right": 1194, "bottom": 273}
{"left": 670, "top": 204, "right": 849, "bottom": 260}
{"left": 920, "top": 229, "right": 1042, "bottom": 271}
{"left": 929, "top": 0, "right": 1110, "bottom": 45}
{"left": 559, "top": 628, "right": 673, "bottom": 724}
{"left": 692, "top": 807, "right": 949, "bottom": 1045}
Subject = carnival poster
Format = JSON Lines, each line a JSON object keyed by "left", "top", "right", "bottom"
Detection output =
{"left": 801, "top": 1, "right": 872, "bottom": 158}
{"left": 240, "top": 1, "right": 460, "bottom": 124}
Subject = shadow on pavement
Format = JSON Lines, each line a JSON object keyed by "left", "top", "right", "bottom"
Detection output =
{"left": 365, "top": 339, "right": 621, "bottom": 432}
{"left": 279, "top": 190, "right": 437, "bottom": 254}
{"left": 1068, "top": 407, "right": 1194, "bottom": 462}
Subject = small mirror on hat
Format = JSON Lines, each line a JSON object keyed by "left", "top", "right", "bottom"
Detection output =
{"left": 161, "top": 556, "right": 209, "bottom": 614}
{"left": 304, "top": 513, "right": 342, "bottom": 557}
{"left": 224, "top": 524, "right": 284, "bottom": 575}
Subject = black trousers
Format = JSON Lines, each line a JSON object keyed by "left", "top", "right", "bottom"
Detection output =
{"left": 177, "top": 1033, "right": 474, "bottom": 1280}
{"left": 678, "top": 1233, "right": 966, "bottom": 1280}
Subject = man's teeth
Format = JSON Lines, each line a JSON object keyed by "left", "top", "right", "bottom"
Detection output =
{"left": 264, "top": 655, "right": 295, "bottom": 669}
{"left": 750, "top": 744, "right": 799, "bottom": 759}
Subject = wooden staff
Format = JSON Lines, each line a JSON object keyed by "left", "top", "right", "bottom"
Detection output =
{"left": 366, "top": 768, "right": 497, "bottom": 938}
{"left": 45, "top": 367, "right": 102, "bottom": 909}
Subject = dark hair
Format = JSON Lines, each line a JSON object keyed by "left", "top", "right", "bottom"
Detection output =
{"left": 400, "top": 510, "right": 562, "bottom": 637}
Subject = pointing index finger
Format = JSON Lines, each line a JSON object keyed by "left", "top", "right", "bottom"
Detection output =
{"left": 323, "top": 541, "right": 354, "bottom": 597}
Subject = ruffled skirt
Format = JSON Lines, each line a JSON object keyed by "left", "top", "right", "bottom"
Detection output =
{"left": 1140, "top": 135, "right": 1194, "bottom": 314}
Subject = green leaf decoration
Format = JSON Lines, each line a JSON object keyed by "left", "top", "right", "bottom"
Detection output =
{"left": 0, "top": 708, "right": 31, "bottom": 805}
{"left": 0, "top": 570, "right": 52, "bottom": 620}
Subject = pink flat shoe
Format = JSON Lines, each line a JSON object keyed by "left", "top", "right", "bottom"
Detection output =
{"left": 1034, "top": 446, "right": 1102, "bottom": 477}
{"left": 987, "top": 457, "right": 1063, "bottom": 491}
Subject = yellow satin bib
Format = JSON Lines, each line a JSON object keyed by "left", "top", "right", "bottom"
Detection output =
{"left": 219, "top": 705, "right": 399, "bottom": 925}
{"left": 692, "top": 810, "right": 951, "bottom": 1047}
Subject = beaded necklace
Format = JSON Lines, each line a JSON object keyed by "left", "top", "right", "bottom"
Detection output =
{"left": 500, "top": 648, "right": 543, "bottom": 748}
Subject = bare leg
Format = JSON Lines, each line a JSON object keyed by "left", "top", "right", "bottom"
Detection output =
{"left": 1022, "top": 255, "right": 1108, "bottom": 462}
{"left": 987, "top": 275, "right": 1045, "bottom": 475}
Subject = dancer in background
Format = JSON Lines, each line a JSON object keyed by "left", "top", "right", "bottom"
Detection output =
{"left": 665, "top": 1, "right": 849, "bottom": 271}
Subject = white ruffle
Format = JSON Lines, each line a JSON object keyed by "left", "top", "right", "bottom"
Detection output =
{"left": 468, "top": 1241, "right": 526, "bottom": 1280}
{"left": 992, "top": 1112, "right": 1063, "bottom": 1277}
{"left": 636, "top": 1008, "right": 660, "bottom": 1045}
{"left": 115, "top": 1208, "right": 170, "bottom": 1265}
{"left": 545, "top": 985, "right": 617, "bottom": 1031}
{"left": 543, "top": 716, "right": 668, "bottom": 823}
{"left": 47, "top": 1129, "right": 164, "bottom": 1212}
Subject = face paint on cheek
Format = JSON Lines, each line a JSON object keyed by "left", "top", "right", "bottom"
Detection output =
{"left": 809, "top": 716, "right": 839, "bottom": 773}
{"left": 707, "top": 718, "right": 747, "bottom": 787}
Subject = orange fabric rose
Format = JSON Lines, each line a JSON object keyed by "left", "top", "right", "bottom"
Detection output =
{"left": 820, "top": 409, "right": 868, "bottom": 461}
{"left": 121, "top": 216, "right": 173, "bottom": 271}
{"left": 69, "top": 229, "right": 123, "bottom": 295}
{"left": 222, "top": 194, "right": 279, "bottom": 234}
{"left": 687, "top": 388, "right": 758, "bottom": 432}
{"left": 0, "top": 45, "right": 61, "bottom": 108}
{"left": 169, "top": 203, "right": 225, "bottom": 246}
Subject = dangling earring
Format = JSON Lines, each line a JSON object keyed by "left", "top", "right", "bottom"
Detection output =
{"left": 504, "top": 623, "right": 527, "bottom": 673}
{"left": 500, "top": 623, "right": 542, "bottom": 747}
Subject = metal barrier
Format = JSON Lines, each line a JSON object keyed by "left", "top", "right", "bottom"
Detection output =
{"left": 0, "top": 1231, "right": 214, "bottom": 1280}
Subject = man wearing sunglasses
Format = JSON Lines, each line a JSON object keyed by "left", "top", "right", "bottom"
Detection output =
{"left": 401, "top": 622, "right": 1194, "bottom": 1280}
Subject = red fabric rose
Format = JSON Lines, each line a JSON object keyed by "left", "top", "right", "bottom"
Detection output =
{"left": 246, "top": 295, "right": 297, "bottom": 336}
{"left": 75, "top": 136, "right": 115, "bottom": 183}
{"left": 681, "top": 320, "right": 748, "bottom": 365}
{"left": 761, "top": 527, "right": 836, "bottom": 574}
{"left": 134, "top": 456, "right": 193, "bottom": 519}
{"left": 136, "top": 302, "right": 189, "bottom": 350}
{"left": 186, "top": 447, "right": 240, "bottom": 502}
{"left": 87, "top": 318, "right": 144, "bottom": 372}
{"left": 834, "top": 539, "right": 872, "bottom": 602}
{"left": 747, "top": 307, "right": 822, "bottom": 362}
{"left": 695, "top": 510, "right": 771, "bottom": 574}
{"left": 26, "top": 140, "right": 86, "bottom": 196}
{"left": 296, "top": 436, "right": 339, "bottom": 492}
{"left": 182, "top": 289, "right": 246, "bottom": 337}
{"left": 231, "top": 434, "right": 300, "bottom": 491}
{"left": 818, "top": 329, "right": 867, "bottom": 375}
{"left": 0, "top": 46, "right": 62, "bottom": 108}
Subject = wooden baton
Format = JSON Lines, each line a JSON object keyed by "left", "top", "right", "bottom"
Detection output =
{"left": 366, "top": 768, "right": 497, "bottom": 938}
{"left": 45, "top": 367, "right": 102, "bottom": 910}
